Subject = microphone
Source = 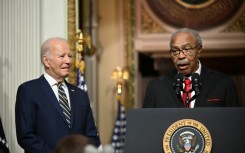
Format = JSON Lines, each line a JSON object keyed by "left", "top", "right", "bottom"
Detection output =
{"left": 189, "top": 73, "right": 201, "bottom": 102}
{"left": 191, "top": 73, "right": 201, "bottom": 95}
{"left": 173, "top": 73, "right": 183, "bottom": 101}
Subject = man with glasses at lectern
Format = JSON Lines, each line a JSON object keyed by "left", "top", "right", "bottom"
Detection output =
{"left": 143, "top": 28, "right": 240, "bottom": 108}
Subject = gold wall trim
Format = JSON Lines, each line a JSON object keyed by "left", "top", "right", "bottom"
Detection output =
{"left": 223, "top": 10, "right": 245, "bottom": 32}
{"left": 141, "top": 4, "right": 167, "bottom": 33}
{"left": 145, "top": 0, "right": 243, "bottom": 31}
{"left": 123, "top": 0, "right": 135, "bottom": 109}
{"left": 68, "top": 0, "right": 77, "bottom": 85}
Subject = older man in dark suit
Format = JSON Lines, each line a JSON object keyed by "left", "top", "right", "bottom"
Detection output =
{"left": 143, "top": 28, "right": 239, "bottom": 108}
{"left": 15, "top": 37, "right": 100, "bottom": 153}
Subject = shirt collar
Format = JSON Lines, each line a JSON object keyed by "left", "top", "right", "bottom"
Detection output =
{"left": 195, "top": 60, "right": 201, "bottom": 75}
{"left": 44, "top": 73, "right": 59, "bottom": 87}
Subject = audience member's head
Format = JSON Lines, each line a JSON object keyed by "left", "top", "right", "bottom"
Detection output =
{"left": 54, "top": 134, "right": 92, "bottom": 153}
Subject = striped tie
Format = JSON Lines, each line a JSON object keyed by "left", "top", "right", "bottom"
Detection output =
{"left": 58, "top": 83, "right": 71, "bottom": 127}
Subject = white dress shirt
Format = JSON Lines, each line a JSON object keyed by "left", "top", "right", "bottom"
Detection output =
{"left": 182, "top": 61, "right": 202, "bottom": 108}
{"left": 44, "top": 73, "right": 71, "bottom": 107}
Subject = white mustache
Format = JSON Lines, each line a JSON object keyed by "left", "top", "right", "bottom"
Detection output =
{"left": 176, "top": 59, "right": 189, "bottom": 65}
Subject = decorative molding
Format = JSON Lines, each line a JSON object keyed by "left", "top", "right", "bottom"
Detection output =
{"left": 141, "top": 5, "right": 166, "bottom": 33}
{"left": 223, "top": 11, "right": 245, "bottom": 32}
{"left": 68, "top": 0, "right": 77, "bottom": 85}
{"left": 122, "top": 0, "right": 135, "bottom": 109}
{"left": 175, "top": 0, "right": 215, "bottom": 9}
{"left": 134, "top": 0, "right": 245, "bottom": 58}
{"left": 145, "top": 0, "right": 243, "bottom": 31}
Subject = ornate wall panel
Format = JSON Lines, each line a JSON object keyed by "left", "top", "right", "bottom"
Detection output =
{"left": 134, "top": 0, "right": 245, "bottom": 58}
{"left": 145, "top": 0, "right": 243, "bottom": 30}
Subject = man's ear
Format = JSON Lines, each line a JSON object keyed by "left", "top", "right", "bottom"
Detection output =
{"left": 197, "top": 45, "right": 202, "bottom": 56}
{"left": 196, "top": 45, "right": 202, "bottom": 57}
{"left": 42, "top": 55, "right": 50, "bottom": 68}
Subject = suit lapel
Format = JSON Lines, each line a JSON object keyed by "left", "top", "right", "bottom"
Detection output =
{"left": 66, "top": 82, "right": 77, "bottom": 127}
{"left": 195, "top": 66, "right": 213, "bottom": 107}
{"left": 39, "top": 75, "right": 69, "bottom": 125}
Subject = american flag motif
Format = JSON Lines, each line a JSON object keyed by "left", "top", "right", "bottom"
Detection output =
{"left": 111, "top": 100, "right": 127, "bottom": 153}
{"left": 76, "top": 69, "right": 88, "bottom": 92}
{"left": 0, "top": 118, "right": 10, "bottom": 153}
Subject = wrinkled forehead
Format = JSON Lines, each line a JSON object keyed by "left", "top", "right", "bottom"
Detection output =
{"left": 170, "top": 32, "right": 196, "bottom": 47}
{"left": 49, "top": 39, "right": 68, "bottom": 46}
{"left": 50, "top": 40, "right": 70, "bottom": 50}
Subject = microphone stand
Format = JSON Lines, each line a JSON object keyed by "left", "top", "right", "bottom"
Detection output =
{"left": 183, "top": 90, "right": 191, "bottom": 108}
{"left": 188, "top": 94, "right": 198, "bottom": 103}
{"left": 185, "top": 96, "right": 189, "bottom": 108}
{"left": 185, "top": 90, "right": 199, "bottom": 108}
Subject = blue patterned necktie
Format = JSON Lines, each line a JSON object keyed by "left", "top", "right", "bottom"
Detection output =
{"left": 58, "top": 83, "right": 71, "bottom": 127}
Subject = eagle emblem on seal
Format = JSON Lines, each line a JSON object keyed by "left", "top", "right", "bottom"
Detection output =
{"left": 178, "top": 131, "right": 200, "bottom": 153}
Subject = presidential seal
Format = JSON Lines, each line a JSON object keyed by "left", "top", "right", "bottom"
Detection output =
{"left": 163, "top": 119, "right": 212, "bottom": 153}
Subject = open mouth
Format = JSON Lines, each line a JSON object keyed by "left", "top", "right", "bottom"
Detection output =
{"left": 178, "top": 64, "right": 188, "bottom": 70}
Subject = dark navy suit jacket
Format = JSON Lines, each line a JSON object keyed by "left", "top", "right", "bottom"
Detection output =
{"left": 15, "top": 75, "right": 100, "bottom": 153}
{"left": 143, "top": 66, "right": 240, "bottom": 108}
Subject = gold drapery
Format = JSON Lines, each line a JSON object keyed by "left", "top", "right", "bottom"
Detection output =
{"left": 68, "top": 0, "right": 77, "bottom": 85}
{"left": 122, "top": 0, "right": 135, "bottom": 109}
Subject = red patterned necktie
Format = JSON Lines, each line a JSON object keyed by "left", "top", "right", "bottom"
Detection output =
{"left": 182, "top": 78, "right": 191, "bottom": 108}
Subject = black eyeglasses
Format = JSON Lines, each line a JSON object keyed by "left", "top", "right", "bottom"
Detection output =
{"left": 169, "top": 46, "right": 199, "bottom": 57}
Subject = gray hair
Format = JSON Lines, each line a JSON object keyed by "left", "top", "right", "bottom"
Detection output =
{"left": 169, "top": 28, "right": 202, "bottom": 47}
{"left": 40, "top": 37, "right": 68, "bottom": 63}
